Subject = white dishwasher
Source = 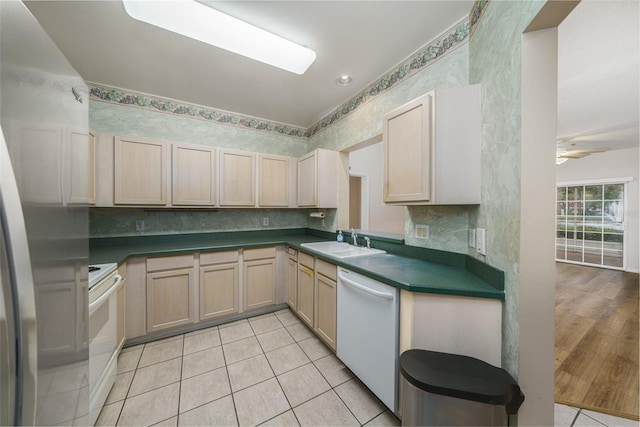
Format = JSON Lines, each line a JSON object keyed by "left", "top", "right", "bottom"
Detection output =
{"left": 337, "top": 268, "right": 399, "bottom": 413}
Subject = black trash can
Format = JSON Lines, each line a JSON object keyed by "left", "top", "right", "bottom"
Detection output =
{"left": 399, "top": 349, "right": 524, "bottom": 426}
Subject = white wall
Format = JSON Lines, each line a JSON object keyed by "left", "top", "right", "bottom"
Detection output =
{"left": 556, "top": 147, "right": 639, "bottom": 272}
{"left": 349, "top": 143, "right": 405, "bottom": 234}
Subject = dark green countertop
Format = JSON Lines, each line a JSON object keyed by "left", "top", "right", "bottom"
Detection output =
{"left": 90, "top": 229, "right": 505, "bottom": 300}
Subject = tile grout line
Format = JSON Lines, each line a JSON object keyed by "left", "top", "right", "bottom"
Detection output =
{"left": 114, "top": 341, "right": 148, "bottom": 426}
{"left": 175, "top": 334, "right": 185, "bottom": 426}
{"left": 220, "top": 331, "right": 242, "bottom": 427}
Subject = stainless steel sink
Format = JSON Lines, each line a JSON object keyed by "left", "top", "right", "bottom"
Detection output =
{"left": 300, "top": 241, "right": 385, "bottom": 259}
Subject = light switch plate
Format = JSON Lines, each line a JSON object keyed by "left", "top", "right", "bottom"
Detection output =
{"left": 469, "top": 228, "right": 476, "bottom": 248}
{"left": 415, "top": 224, "right": 430, "bottom": 239}
{"left": 136, "top": 220, "right": 145, "bottom": 232}
{"left": 476, "top": 228, "right": 486, "bottom": 255}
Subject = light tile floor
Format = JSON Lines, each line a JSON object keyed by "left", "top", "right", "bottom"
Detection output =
{"left": 98, "top": 308, "right": 638, "bottom": 427}
{"left": 97, "top": 309, "right": 400, "bottom": 427}
{"left": 555, "top": 403, "right": 639, "bottom": 427}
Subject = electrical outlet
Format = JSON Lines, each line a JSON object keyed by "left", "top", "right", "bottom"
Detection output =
{"left": 136, "top": 220, "right": 145, "bottom": 232}
{"left": 415, "top": 224, "right": 429, "bottom": 240}
{"left": 476, "top": 228, "right": 486, "bottom": 255}
{"left": 263, "top": 217, "right": 269, "bottom": 226}
{"left": 469, "top": 228, "right": 476, "bottom": 248}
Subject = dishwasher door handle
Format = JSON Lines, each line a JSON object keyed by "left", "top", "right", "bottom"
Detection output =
{"left": 338, "top": 273, "right": 394, "bottom": 300}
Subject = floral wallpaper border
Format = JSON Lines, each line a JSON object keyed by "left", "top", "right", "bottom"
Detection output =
{"left": 307, "top": 17, "right": 471, "bottom": 137}
{"left": 89, "top": 84, "right": 311, "bottom": 139}
{"left": 89, "top": 0, "right": 489, "bottom": 140}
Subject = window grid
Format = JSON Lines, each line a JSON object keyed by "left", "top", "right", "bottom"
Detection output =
{"left": 556, "top": 183, "right": 625, "bottom": 269}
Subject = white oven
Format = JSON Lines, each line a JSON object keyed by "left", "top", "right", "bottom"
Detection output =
{"left": 88, "top": 263, "right": 122, "bottom": 426}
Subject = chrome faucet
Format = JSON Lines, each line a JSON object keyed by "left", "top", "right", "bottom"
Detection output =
{"left": 364, "top": 236, "right": 371, "bottom": 249}
{"left": 350, "top": 228, "right": 358, "bottom": 246}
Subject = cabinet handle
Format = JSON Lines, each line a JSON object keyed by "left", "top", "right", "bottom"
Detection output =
{"left": 89, "top": 274, "right": 122, "bottom": 313}
{"left": 338, "top": 273, "right": 394, "bottom": 300}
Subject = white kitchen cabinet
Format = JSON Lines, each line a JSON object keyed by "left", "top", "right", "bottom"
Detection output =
{"left": 243, "top": 247, "right": 276, "bottom": 311}
{"left": 296, "top": 252, "right": 314, "bottom": 327}
{"left": 383, "top": 84, "right": 481, "bottom": 205}
{"left": 114, "top": 135, "right": 168, "bottom": 205}
{"left": 219, "top": 148, "right": 256, "bottom": 206}
{"left": 116, "top": 262, "right": 127, "bottom": 351}
{"left": 399, "top": 290, "right": 502, "bottom": 367}
{"left": 314, "top": 258, "right": 337, "bottom": 350}
{"left": 173, "top": 143, "right": 216, "bottom": 206}
{"left": 65, "top": 128, "right": 96, "bottom": 205}
{"left": 297, "top": 149, "right": 338, "bottom": 208}
{"left": 286, "top": 248, "right": 298, "bottom": 309}
{"left": 258, "top": 153, "right": 292, "bottom": 207}
{"left": 146, "top": 254, "right": 195, "bottom": 333}
{"left": 34, "top": 261, "right": 85, "bottom": 358}
{"left": 199, "top": 250, "right": 239, "bottom": 321}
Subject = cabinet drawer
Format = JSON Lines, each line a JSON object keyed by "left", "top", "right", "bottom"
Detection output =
{"left": 298, "top": 252, "right": 314, "bottom": 269}
{"left": 315, "top": 259, "right": 337, "bottom": 281}
{"left": 243, "top": 247, "right": 276, "bottom": 261}
{"left": 200, "top": 250, "right": 239, "bottom": 266}
{"left": 146, "top": 254, "right": 194, "bottom": 272}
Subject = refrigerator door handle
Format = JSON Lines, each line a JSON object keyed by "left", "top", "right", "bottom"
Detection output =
{"left": 0, "top": 128, "right": 38, "bottom": 426}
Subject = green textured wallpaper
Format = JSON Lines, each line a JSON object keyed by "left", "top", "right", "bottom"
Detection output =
{"left": 469, "top": 0, "right": 544, "bottom": 375}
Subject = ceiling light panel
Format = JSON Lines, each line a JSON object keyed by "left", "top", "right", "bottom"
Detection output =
{"left": 122, "top": 0, "right": 316, "bottom": 75}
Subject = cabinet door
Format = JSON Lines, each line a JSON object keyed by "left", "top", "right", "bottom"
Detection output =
{"left": 297, "top": 264, "right": 314, "bottom": 327}
{"left": 114, "top": 136, "right": 168, "bottom": 205}
{"left": 383, "top": 93, "right": 432, "bottom": 203}
{"left": 37, "top": 281, "right": 78, "bottom": 357}
{"left": 116, "top": 279, "right": 126, "bottom": 350}
{"left": 116, "top": 263, "right": 127, "bottom": 350}
{"left": 173, "top": 144, "right": 216, "bottom": 206}
{"left": 146, "top": 268, "right": 195, "bottom": 332}
{"left": 259, "top": 154, "right": 290, "bottom": 207}
{"left": 200, "top": 263, "right": 239, "bottom": 320}
{"left": 219, "top": 149, "right": 255, "bottom": 206}
{"left": 287, "top": 257, "right": 297, "bottom": 309}
{"left": 297, "top": 151, "right": 317, "bottom": 207}
{"left": 65, "top": 128, "right": 96, "bottom": 205}
{"left": 315, "top": 274, "right": 337, "bottom": 351}
{"left": 244, "top": 259, "right": 275, "bottom": 311}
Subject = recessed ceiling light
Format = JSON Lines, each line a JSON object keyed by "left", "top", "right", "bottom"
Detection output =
{"left": 122, "top": 0, "right": 316, "bottom": 75}
{"left": 336, "top": 75, "right": 353, "bottom": 87}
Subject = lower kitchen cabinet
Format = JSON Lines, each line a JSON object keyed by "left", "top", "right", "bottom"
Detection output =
{"left": 243, "top": 247, "right": 276, "bottom": 311}
{"left": 146, "top": 254, "right": 195, "bottom": 333}
{"left": 296, "top": 252, "right": 314, "bottom": 327}
{"left": 314, "top": 259, "right": 337, "bottom": 350}
{"left": 293, "top": 252, "right": 337, "bottom": 350}
{"left": 286, "top": 248, "right": 298, "bottom": 309}
{"left": 116, "top": 263, "right": 127, "bottom": 351}
{"left": 199, "top": 251, "right": 239, "bottom": 321}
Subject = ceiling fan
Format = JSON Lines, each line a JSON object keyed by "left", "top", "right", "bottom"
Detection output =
{"left": 556, "top": 146, "right": 610, "bottom": 164}
{"left": 555, "top": 122, "right": 636, "bottom": 164}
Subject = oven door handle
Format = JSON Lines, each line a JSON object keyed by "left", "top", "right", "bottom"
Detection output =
{"left": 89, "top": 274, "right": 122, "bottom": 313}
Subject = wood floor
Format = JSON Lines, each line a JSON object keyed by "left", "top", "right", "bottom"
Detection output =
{"left": 555, "top": 262, "right": 639, "bottom": 420}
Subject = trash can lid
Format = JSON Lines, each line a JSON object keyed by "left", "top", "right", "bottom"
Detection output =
{"left": 399, "top": 349, "right": 524, "bottom": 414}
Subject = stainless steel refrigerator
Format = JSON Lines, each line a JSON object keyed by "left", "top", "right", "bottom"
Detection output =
{"left": 0, "top": 1, "right": 90, "bottom": 425}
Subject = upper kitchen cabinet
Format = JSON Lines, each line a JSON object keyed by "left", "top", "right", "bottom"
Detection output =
{"left": 64, "top": 128, "right": 95, "bottom": 205}
{"left": 258, "top": 153, "right": 293, "bottom": 207}
{"left": 219, "top": 148, "right": 256, "bottom": 207}
{"left": 297, "top": 148, "right": 338, "bottom": 208}
{"left": 114, "top": 135, "right": 168, "bottom": 205}
{"left": 383, "top": 84, "right": 481, "bottom": 205}
{"left": 173, "top": 143, "right": 216, "bottom": 206}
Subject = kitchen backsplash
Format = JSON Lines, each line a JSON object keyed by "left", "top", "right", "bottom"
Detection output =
{"left": 89, "top": 208, "right": 313, "bottom": 237}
